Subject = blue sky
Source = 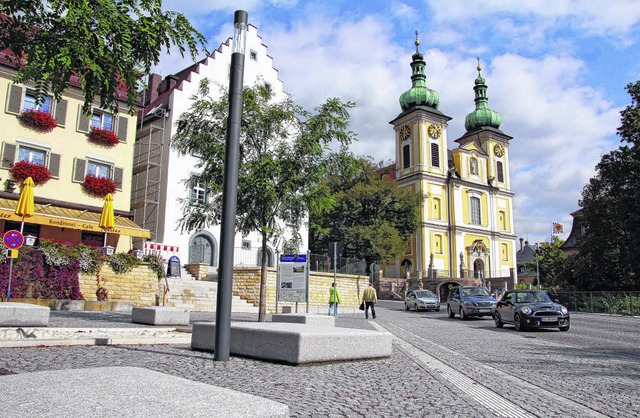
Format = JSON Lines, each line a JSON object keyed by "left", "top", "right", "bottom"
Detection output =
{"left": 158, "top": 0, "right": 640, "bottom": 244}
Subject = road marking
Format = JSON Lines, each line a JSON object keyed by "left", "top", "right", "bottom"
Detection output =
{"left": 371, "top": 321, "right": 607, "bottom": 418}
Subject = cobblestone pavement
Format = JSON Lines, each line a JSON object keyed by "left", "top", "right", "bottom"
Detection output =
{"left": 0, "top": 305, "right": 638, "bottom": 417}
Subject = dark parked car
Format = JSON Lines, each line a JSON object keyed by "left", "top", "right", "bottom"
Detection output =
{"left": 494, "top": 290, "right": 570, "bottom": 331}
{"left": 405, "top": 289, "right": 440, "bottom": 312}
{"left": 447, "top": 286, "right": 496, "bottom": 319}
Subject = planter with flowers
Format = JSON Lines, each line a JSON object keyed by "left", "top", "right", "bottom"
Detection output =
{"left": 87, "top": 128, "right": 120, "bottom": 147}
{"left": 9, "top": 160, "right": 52, "bottom": 185}
{"left": 82, "top": 174, "right": 116, "bottom": 197}
{"left": 17, "top": 109, "right": 57, "bottom": 133}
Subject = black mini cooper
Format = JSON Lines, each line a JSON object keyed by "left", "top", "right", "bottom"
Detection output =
{"left": 494, "top": 290, "right": 570, "bottom": 331}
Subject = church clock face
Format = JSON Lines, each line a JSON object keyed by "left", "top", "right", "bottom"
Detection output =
{"left": 494, "top": 144, "right": 505, "bottom": 157}
{"left": 428, "top": 124, "right": 442, "bottom": 139}
{"left": 399, "top": 125, "right": 411, "bottom": 141}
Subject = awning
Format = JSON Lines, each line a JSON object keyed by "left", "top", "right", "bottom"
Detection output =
{"left": 0, "top": 198, "right": 151, "bottom": 238}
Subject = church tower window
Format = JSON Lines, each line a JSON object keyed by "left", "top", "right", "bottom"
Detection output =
{"left": 403, "top": 144, "right": 411, "bottom": 169}
{"left": 470, "top": 157, "right": 478, "bottom": 175}
{"left": 430, "top": 143, "right": 440, "bottom": 168}
{"left": 497, "top": 161, "right": 504, "bottom": 183}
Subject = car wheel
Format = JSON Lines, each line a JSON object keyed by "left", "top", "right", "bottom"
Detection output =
{"left": 415, "top": 305, "right": 421, "bottom": 312}
{"left": 447, "top": 305, "right": 455, "bottom": 318}
{"left": 494, "top": 312, "right": 504, "bottom": 328}
{"left": 459, "top": 307, "right": 467, "bottom": 320}
{"left": 559, "top": 324, "right": 570, "bottom": 332}
{"left": 405, "top": 303, "right": 409, "bottom": 311}
{"left": 514, "top": 313, "right": 526, "bottom": 331}
{"left": 435, "top": 308, "right": 440, "bottom": 312}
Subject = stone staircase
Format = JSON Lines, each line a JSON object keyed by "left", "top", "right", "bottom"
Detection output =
{"left": 160, "top": 278, "right": 258, "bottom": 313}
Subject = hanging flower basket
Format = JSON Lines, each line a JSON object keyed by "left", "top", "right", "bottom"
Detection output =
{"left": 9, "top": 160, "right": 52, "bottom": 185}
{"left": 87, "top": 127, "right": 120, "bottom": 147}
{"left": 82, "top": 174, "right": 117, "bottom": 197}
{"left": 17, "top": 109, "right": 57, "bottom": 133}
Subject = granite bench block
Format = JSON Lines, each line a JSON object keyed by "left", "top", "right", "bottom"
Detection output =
{"left": 0, "top": 367, "right": 289, "bottom": 418}
{"left": 0, "top": 302, "right": 50, "bottom": 327}
{"left": 272, "top": 313, "right": 335, "bottom": 327}
{"left": 191, "top": 322, "right": 392, "bottom": 365}
{"left": 132, "top": 306, "right": 190, "bottom": 326}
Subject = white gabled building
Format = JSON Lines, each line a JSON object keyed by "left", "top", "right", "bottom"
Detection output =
{"left": 132, "top": 25, "right": 307, "bottom": 274}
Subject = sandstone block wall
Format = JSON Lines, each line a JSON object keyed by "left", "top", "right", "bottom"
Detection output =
{"left": 79, "top": 263, "right": 160, "bottom": 307}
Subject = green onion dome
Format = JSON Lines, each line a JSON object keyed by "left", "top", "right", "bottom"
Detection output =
{"left": 464, "top": 61, "right": 502, "bottom": 132}
{"left": 399, "top": 37, "right": 439, "bottom": 111}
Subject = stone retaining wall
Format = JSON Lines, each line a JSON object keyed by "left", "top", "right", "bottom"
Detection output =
{"left": 79, "top": 263, "right": 160, "bottom": 307}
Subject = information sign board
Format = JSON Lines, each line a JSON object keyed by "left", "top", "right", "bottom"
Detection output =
{"left": 278, "top": 254, "right": 307, "bottom": 302}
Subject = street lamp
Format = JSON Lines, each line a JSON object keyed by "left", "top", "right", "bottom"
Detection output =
{"left": 535, "top": 242, "right": 540, "bottom": 289}
{"left": 215, "top": 10, "right": 248, "bottom": 362}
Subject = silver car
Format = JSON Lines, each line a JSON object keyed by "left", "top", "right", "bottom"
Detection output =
{"left": 405, "top": 290, "right": 440, "bottom": 312}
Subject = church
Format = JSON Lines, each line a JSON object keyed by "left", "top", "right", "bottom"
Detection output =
{"left": 388, "top": 37, "right": 517, "bottom": 298}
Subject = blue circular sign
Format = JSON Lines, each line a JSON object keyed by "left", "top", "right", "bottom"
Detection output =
{"left": 3, "top": 230, "right": 24, "bottom": 249}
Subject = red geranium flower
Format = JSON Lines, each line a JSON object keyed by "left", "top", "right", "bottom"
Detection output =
{"left": 81, "top": 174, "right": 117, "bottom": 197}
{"left": 87, "top": 127, "right": 120, "bottom": 147}
{"left": 17, "top": 109, "right": 57, "bottom": 133}
{"left": 9, "top": 160, "right": 52, "bottom": 185}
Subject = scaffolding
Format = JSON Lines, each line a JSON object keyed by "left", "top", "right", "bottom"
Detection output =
{"left": 131, "top": 107, "right": 167, "bottom": 249}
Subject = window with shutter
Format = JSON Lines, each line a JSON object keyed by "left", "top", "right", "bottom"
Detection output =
{"left": 54, "top": 100, "right": 67, "bottom": 127}
{"left": 431, "top": 143, "right": 440, "bottom": 168}
{"left": 113, "top": 167, "right": 124, "bottom": 190}
{"left": 117, "top": 116, "right": 128, "bottom": 142}
{"left": 73, "top": 158, "right": 87, "bottom": 182}
{"left": 49, "top": 153, "right": 61, "bottom": 178}
{"left": 6, "top": 85, "right": 24, "bottom": 115}
{"left": 1, "top": 143, "right": 16, "bottom": 168}
{"left": 77, "top": 106, "right": 90, "bottom": 133}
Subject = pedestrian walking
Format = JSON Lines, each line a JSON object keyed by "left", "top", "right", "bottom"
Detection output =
{"left": 328, "top": 282, "right": 341, "bottom": 316}
{"left": 362, "top": 282, "right": 377, "bottom": 319}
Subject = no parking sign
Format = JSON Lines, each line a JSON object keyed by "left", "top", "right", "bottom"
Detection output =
{"left": 3, "top": 230, "right": 24, "bottom": 250}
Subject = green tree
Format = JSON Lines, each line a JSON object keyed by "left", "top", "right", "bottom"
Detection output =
{"left": 535, "top": 237, "right": 566, "bottom": 288}
{"left": 1, "top": 0, "right": 206, "bottom": 114}
{"left": 572, "top": 81, "right": 640, "bottom": 290}
{"left": 310, "top": 157, "right": 420, "bottom": 268}
{"left": 171, "top": 81, "right": 356, "bottom": 321}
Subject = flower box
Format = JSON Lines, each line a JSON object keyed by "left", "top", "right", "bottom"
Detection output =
{"left": 87, "top": 127, "right": 120, "bottom": 147}
{"left": 82, "top": 174, "right": 117, "bottom": 197}
{"left": 17, "top": 109, "right": 57, "bottom": 132}
{"left": 9, "top": 160, "right": 52, "bottom": 185}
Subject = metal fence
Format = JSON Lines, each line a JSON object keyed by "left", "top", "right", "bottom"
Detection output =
{"left": 547, "top": 290, "right": 640, "bottom": 316}
{"left": 308, "top": 254, "right": 367, "bottom": 275}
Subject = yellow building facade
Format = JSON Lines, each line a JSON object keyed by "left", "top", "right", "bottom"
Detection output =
{"left": 0, "top": 63, "right": 149, "bottom": 251}
{"left": 389, "top": 43, "right": 516, "bottom": 294}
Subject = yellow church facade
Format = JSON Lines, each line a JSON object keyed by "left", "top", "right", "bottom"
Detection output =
{"left": 389, "top": 41, "right": 516, "bottom": 295}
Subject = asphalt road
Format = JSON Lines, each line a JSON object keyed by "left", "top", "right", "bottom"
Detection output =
{"left": 0, "top": 302, "right": 638, "bottom": 417}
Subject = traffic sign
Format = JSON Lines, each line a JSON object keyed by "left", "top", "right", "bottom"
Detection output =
{"left": 3, "top": 230, "right": 24, "bottom": 250}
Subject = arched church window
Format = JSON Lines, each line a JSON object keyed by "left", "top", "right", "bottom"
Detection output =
{"left": 469, "top": 196, "right": 481, "bottom": 225}
{"left": 403, "top": 144, "right": 411, "bottom": 169}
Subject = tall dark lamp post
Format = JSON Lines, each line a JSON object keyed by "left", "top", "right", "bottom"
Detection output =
{"left": 214, "top": 10, "right": 247, "bottom": 362}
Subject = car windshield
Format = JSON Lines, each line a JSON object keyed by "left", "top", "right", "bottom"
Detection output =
{"left": 516, "top": 291, "right": 553, "bottom": 303}
{"left": 415, "top": 290, "right": 435, "bottom": 298}
{"left": 460, "top": 287, "right": 490, "bottom": 297}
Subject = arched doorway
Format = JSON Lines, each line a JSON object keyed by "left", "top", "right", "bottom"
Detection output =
{"left": 257, "top": 247, "right": 274, "bottom": 267}
{"left": 473, "top": 259, "right": 485, "bottom": 279}
{"left": 189, "top": 232, "right": 217, "bottom": 266}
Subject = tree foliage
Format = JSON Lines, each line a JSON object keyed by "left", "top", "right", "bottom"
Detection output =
{"left": 0, "top": 0, "right": 206, "bottom": 114}
{"left": 569, "top": 81, "right": 640, "bottom": 290}
{"left": 309, "top": 154, "right": 420, "bottom": 268}
{"left": 535, "top": 237, "right": 566, "bottom": 288}
{"left": 171, "top": 81, "right": 356, "bottom": 320}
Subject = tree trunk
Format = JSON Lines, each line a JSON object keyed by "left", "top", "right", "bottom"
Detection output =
{"left": 258, "top": 231, "right": 268, "bottom": 322}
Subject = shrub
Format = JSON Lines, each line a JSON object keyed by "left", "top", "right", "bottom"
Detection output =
{"left": 82, "top": 174, "right": 117, "bottom": 197}
{"left": 108, "top": 252, "right": 140, "bottom": 274}
{"left": 17, "top": 109, "right": 57, "bottom": 132}
{"left": 87, "top": 127, "right": 119, "bottom": 146}
{"left": 142, "top": 254, "right": 165, "bottom": 280}
{"left": 9, "top": 160, "right": 52, "bottom": 185}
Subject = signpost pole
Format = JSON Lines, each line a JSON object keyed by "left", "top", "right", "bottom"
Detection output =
{"left": 6, "top": 258, "right": 13, "bottom": 300}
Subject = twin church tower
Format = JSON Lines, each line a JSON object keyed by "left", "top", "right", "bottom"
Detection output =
{"left": 389, "top": 36, "right": 516, "bottom": 289}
